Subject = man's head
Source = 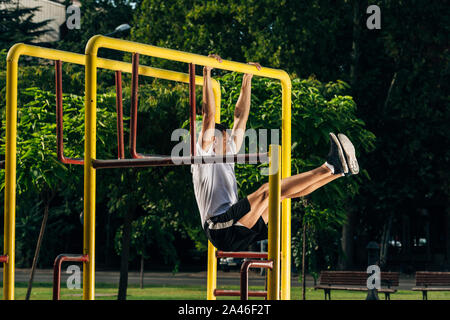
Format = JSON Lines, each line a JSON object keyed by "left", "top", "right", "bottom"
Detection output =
{"left": 213, "top": 123, "right": 229, "bottom": 155}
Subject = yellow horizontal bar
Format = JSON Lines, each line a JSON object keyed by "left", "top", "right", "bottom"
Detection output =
{"left": 6, "top": 43, "right": 220, "bottom": 90}
{"left": 85, "top": 36, "right": 291, "bottom": 83}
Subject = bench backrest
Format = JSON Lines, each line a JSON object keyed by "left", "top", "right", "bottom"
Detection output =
{"left": 319, "top": 271, "right": 399, "bottom": 287}
{"left": 415, "top": 272, "right": 450, "bottom": 286}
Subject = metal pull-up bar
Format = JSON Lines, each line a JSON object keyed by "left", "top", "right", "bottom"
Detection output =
{"left": 129, "top": 53, "right": 197, "bottom": 159}
{"left": 81, "top": 35, "right": 289, "bottom": 301}
{"left": 130, "top": 53, "right": 141, "bottom": 159}
{"left": 55, "top": 60, "right": 84, "bottom": 165}
{"left": 4, "top": 42, "right": 223, "bottom": 300}
{"left": 115, "top": 70, "right": 125, "bottom": 159}
{"left": 92, "top": 153, "right": 268, "bottom": 169}
{"left": 189, "top": 63, "right": 196, "bottom": 156}
{"left": 55, "top": 61, "right": 126, "bottom": 164}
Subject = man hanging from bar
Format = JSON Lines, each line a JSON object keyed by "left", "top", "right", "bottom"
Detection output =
{"left": 191, "top": 54, "right": 360, "bottom": 252}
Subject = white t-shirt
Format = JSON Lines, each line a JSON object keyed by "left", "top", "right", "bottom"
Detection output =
{"left": 191, "top": 137, "right": 239, "bottom": 227}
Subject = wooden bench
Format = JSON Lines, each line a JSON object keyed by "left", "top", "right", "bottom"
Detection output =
{"left": 315, "top": 271, "right": 400, "bottom": 300}
{"left": 412, "top": 271, "right": 450, "bottom": 300}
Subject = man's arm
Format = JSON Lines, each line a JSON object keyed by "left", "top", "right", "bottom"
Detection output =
{"left": 231, "top": 62, "right": 261, "bottom": 152}
{"left": 199, "top": 54, "right": 222, "bottom": 151}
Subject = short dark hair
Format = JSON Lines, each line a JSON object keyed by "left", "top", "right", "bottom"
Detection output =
{"left": 215, "top": 123, "right": 227, "bottom": 133}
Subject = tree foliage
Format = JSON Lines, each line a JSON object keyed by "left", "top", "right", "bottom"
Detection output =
{"left": 1, "top": 0, "right": 447, "bottom": 272}
{"left": 0, "top": 0, "right": 52, "bottom": 50}
{"left": 132, "top": 0, "right": 449, "bottom": 269}
{"left": 57, "top": 0, "right": 134, "bottom": 56}
{"left": 0, "top": 87, "right": 119, "bottom": 266}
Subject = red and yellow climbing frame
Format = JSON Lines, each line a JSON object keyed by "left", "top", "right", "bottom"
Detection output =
{"left": 3, "top": 36, "right": 291, "bottom": 300}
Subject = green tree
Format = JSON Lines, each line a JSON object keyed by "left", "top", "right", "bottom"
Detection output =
{"left": 131, "top": 0, "right": 449, "bottom": 269}
{"left": 0, "top": 87, "right": 119, "bottom": 294}
{"left": 108, "top": 80, "right": 195, "bottom": 299}
{"left": 57, "top": 0, "right": 134, "bottom": 55}
{"left": 350, "top": 1, "right": 449, "bottom": 268}
{"left": 0, "top": 0, "right": 52, "bottom": 50}
{"left": 216, "top": 73, "right": 374, "bottom": 271}
{"left": 132, "top": 0, "right": 352, "bottom": 80}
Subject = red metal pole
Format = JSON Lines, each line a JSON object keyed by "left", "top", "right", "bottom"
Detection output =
{"left": 52, "top": 254, "right": 89, "bottom": 300}
{"left": 130, "top": 53, "right": 141, "bottom": 159}
{"left": 216, "top": 251, "right": 268, "bottom": 259}
{"left": 55, "top": 60, "right": 84, "bottom": 165}
{"left": 214, "top": 289, "right": 267, "bottom": 297}
{"left": 55, "top": 60, "right": 64, "bottom": 162}
{"left": 240, "top": 260, "right": 273, "bottom": 300}
{"left": 92, "top": 152, "right": 268, "bottom": 169}
{"left": 189, "top": 63, "right": 196, "bottom": 156}
{"left": 115, "top": 71, "right": 125, "bottom": 159}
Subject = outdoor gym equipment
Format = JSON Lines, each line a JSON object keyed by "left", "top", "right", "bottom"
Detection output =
{"left": 214, "top": 251, "right": 271, "bottom": 299}
{"left": 3, "top": 35, "right": 292, "bottom": 300}
{"left": 3, "top": 42, "right": 220, "bottom": 300}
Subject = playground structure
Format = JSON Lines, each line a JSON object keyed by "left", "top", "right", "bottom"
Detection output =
{"left": 2, "top": 36, "right": 292, "bottom": 300}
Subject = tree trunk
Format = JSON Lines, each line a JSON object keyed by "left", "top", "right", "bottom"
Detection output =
{"left": 25, "top": 201, "right": 50, "bottom": 300}
{"left": 380, "top": 215, "right": 393, "bottom": 268}
{"left": 301, "top": 219, "right": 307, "bottom": 300}
{"left": 117, "top": 206, "right": 135, "bottom": 300}
{"left": 350, "top": 0, "right": 363, "bottom": 87}
{"left": 105, "top": 212, "right": 112, "bottom": 266}
{"left": 383, "top": 72, "right": 398, "bottom": 110}
{"left": 446, "top": 209, "right": 450, "bottom": 267}
{"left": 402, "top": 214, "right": 412, "bottom": 259}
{"left": 339, "top": 209, "right": 355, "bottom": 270}
{"left": 140, "top": 255, "right": 144, "bottom": 289}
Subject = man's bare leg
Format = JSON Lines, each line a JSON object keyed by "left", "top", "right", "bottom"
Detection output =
{"left": 286, "top": 172, "right": 341, "bottom": 199}
{"left": 257, "top": 173, "right": 342, "bottom": 225}
{"left": 238, "top": 164, "right": 340, "bottom": 228}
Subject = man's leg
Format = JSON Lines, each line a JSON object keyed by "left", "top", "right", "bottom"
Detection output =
{"left": 257, "top": 172, "right": 342, "bottom": 225}
{"left": 238, "top": 164, "right": 339, "bottom": 228}
{"left": 285, "top": 171, "right": 342, "bottom": 199}
{"left": 237, "top": 132, "right": 358, "bottom": 229}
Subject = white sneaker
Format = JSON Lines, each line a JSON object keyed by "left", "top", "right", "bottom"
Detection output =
{"left": 337, "top": 133, "right": 359, "bottom": 175}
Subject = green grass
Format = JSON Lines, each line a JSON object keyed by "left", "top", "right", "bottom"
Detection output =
{"left": 1, "top": 282, "right": 450, "bottom": 300}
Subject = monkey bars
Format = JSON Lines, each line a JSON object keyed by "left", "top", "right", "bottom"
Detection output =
{"left": 83, "top": 35, "right": 291, "bottom": 300}
{"left": 4, "top": 37, "right": 291, "bottom": 300}
{"left": 3, "top": 43, "right": 221, "bottom": 300}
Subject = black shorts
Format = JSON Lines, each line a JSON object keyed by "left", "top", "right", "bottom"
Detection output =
{"left": 203, "top": 198, "right": 268, "bottom": 252}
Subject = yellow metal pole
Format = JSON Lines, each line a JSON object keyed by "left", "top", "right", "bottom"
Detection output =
{"left": 206, "top": 242, "right": 217, "bottom": 300}
{"left": 267, "top": 144, "right": 281, "bottom": 300}
{"left": 280, "top": 80, "right": 292, "bottom": 300}
{"left": 83, "top": 51, "right": 97, "bottom": 300}
{"left": 4, "top": 43, "right": 221, "bottom": 89}
{"left": 3, "top": 56, "right": 18, "bottom": 300}
{"left": 85, "top": 36, "right": 291, "bottom": 84}
{"left": 206, "top": 83, "right": 221, "bottom": 301}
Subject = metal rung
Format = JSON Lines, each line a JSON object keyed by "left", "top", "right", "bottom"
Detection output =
{"left": 216, "top": 251, "right": 268, "bottom": 259}
{"left": 92, "top": 153, "right": 268, "bottom": 169}
{"left": 214, "top": 289, "right": 267, "bottom": 297}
